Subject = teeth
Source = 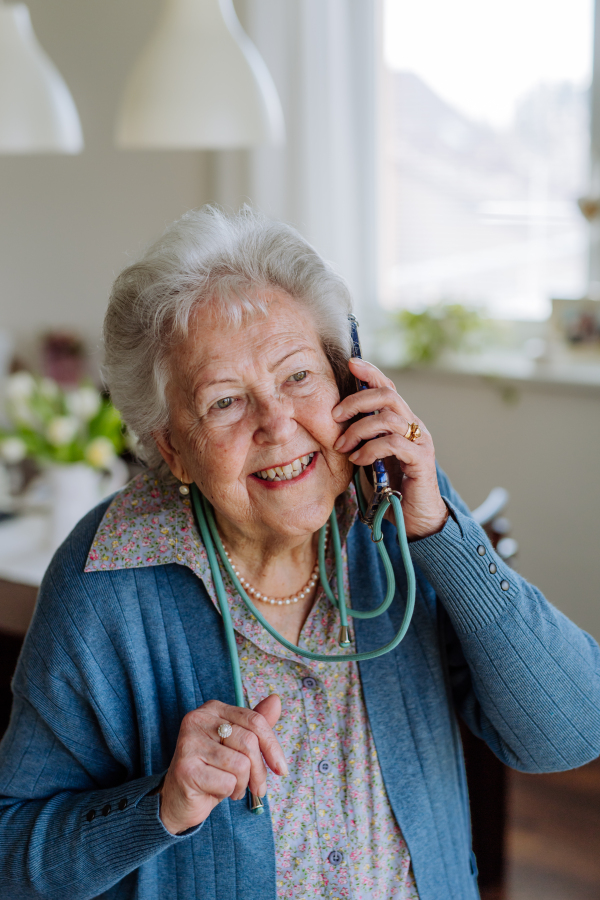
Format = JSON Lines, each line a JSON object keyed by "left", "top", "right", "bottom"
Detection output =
{"left": 255, "top": 452, "right": 316, "bottom": 482}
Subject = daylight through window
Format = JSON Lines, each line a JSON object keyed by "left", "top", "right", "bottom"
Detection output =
{"left": 380, "top": 0, "right": 594, "bottom": 320}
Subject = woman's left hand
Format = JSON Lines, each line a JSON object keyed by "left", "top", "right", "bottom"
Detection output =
{"left": 332, "top": 357, "right": 448, "bottom": 541}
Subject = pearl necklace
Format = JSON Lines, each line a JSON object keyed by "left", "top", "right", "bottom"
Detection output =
{"left": 222, "top": 526, "right": 328, "bottom": 606}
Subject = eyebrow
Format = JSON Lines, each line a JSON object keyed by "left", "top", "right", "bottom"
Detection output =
{"left": 201, "top": 345, "right": 315, "bottom": 389}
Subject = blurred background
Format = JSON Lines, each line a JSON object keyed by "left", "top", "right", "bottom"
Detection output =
{"left": 0, "top": 2, "right": 599, "bottom": 898}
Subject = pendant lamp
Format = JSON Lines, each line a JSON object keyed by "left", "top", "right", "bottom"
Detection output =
{"left": 0, "top": 2, "right": 83, "bottom": 154}
{"left": 115, "top": 0, "right": 285, "bottom": 150}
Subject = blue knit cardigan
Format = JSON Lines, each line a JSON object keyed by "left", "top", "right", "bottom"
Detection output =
{"left": 0, "top": 468, "right": 599, "bottom": 900}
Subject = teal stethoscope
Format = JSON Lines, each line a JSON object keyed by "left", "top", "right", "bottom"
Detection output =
{"left": 190, "top": 316, "right": 416, "bottom": 814}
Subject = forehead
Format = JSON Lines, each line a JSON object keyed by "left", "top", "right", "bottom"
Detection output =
{"left": 178, "top": 290, "right": 324, "bottom": 381}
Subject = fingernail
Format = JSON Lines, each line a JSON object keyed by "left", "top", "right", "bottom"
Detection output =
{"left": 258, "top": 782, "right": 267, "bottom": 798}
{"left": 279, "top": 760, "right": 289, "bottom": 776}
{"left": 349, "top": 452, "right": 358, "bottom": 462}
{"left": 333, "top": 436, "right": 346, "bottom": 451}
{"left": 332, "top": 407, "right": 342, "bottom": 421}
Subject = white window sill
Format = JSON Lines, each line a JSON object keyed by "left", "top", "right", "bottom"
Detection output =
{"left": 378, "top": 349, "right": 600, "bottom": 394}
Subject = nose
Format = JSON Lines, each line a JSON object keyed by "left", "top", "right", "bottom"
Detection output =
{"left": 253, "top": 394, "right": 297, "bottom": 447}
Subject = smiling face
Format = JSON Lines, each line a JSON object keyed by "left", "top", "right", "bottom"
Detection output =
{"left": 156, "top": 290, "right": 353, "bottom": 546}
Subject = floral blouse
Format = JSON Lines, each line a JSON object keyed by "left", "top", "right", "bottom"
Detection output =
{"left": 85, "top": 472, "right": 419, "bottom": 900}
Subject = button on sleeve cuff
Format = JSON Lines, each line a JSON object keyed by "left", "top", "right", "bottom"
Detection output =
{"left": 408, "top": 497, "right": 515, "bottom": 634}
{"left": 82, "top": 771, "right": 203, "bottom": 862}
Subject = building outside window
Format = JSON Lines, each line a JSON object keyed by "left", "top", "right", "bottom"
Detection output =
{"left": 379, "top": 0, "right": 594, "bottom": 321}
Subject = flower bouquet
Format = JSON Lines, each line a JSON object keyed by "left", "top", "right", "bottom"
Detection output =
{"left": 0, "top": 371, "right": 125, "bottom": 470}
{"left": 0, "top": 372, "right": 128, "bottom": 547}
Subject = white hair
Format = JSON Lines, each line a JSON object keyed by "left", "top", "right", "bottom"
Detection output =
{"left": 103, "top": 205, "right": 354, "bottom": 475}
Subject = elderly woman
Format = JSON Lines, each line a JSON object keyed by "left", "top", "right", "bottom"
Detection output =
{"left": 0, "top": 208, "right": 599, "bottom": 900}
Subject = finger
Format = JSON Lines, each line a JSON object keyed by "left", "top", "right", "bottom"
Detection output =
{"left": 206, "top": 702, "right": 288, "bottom": 776}
{"left": 167, "top": 755, "right": 238, "bottom": 813}
{"left": 347, "top": 356, "right": 394, "bottom": 388}
{"left": 192, "top": 760, "right": 238, "bottom": 804}
{"left": 253, "top": 693, "right": 282, "bottom": 729}
{"left": 170, "top": 718, "right": 252, "bottom": 803}
{"left": 334, "top": 409, "right": 412, "bottom": 453}
{"left": 215, "top": 723, "right": 268, "bottom": 799}
{"left": 160, "top": 759, "right": 236, "bottom": 833}
{"left": 348, "top": 432, "right": 424, "bottom": 468}
{"left": 185, "top": 717, "right": 267, "bottom": 800}
{"left": 333, "top": 385, "right": 414, "bottom": 424}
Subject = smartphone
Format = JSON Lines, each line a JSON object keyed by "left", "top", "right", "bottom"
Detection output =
{"left": 347, "top": 315, "right": 390, "bottom": 527}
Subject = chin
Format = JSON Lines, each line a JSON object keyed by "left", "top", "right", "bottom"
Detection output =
{"left": 260, "top": 495, "right": 337, "bottom": 537}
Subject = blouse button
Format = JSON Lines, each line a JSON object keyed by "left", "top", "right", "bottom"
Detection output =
{"left": 302, "top": 676, "right": 317, "bottom": 689}
{"left": 477, "top": 545, "right": 486, "bottom": 556}
{"left": 318, "top": 760, "right": 331, "bottom": 774}
{"left": 118, "top": 798, "right": 128, "bottom": 811}
{"left": 328, "top": 849, "right": 344, "bottom": 866}
{"left": 500, "top": 580, "right": 510, "bottom": 591}
{"left": 101, "top": 803, "right": 111, "bottom": 817}
{"left": 489, "top": 563, "right": 497, "bottom": 574}
{"left": 86, "top": 809, "right": 96, "bottom": 822}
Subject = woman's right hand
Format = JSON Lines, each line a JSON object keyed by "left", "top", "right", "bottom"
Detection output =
{"left": 159, "top": 694, "right": 287, "bottom": 835}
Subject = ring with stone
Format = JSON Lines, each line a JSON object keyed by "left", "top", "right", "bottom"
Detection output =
{"left": 218, "top": 722, "right": 233, "bottom": 744}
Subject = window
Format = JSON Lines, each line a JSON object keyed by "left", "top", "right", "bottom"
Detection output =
{"left": 379, "top": 0, "right": 593, "bottom": 320}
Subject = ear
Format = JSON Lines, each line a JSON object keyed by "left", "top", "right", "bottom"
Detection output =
{"left": 152, "top": 430, "right": 190, "bottom": 484}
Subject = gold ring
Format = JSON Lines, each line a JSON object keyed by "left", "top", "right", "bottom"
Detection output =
{"left": 404, "top": 422, "right": 421, "bottom": 442}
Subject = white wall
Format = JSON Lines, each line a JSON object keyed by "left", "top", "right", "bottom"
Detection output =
{"left": 0, "top": 0, "right": 208, "bottom": 364}
{"left": 387, "top": 368, "right": 600, "bottom": 642}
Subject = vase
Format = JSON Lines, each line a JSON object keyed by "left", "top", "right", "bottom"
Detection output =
{"left": 45, "top": 463, "right": 105, "bottom": 551}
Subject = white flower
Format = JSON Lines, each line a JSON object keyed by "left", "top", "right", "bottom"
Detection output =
{"left": 9, "top": 399, "right": 35, "bottom": 426}
{"left": 46, "top": 416, "right": 79, "bottom": 447}
{"left": 39, "top": 378, "right": 60, "bottom": 401}
{"left": 0, "top": 436, "right": 27, "bottom": 464}
{"left": 5, "top": 371, "right": 36, "bottom": 402}
{"left": 66, "top": 387, "right": 101, "bottom": 421}
{"left": 85, "top": 436, "right": 116, "bottom": 470}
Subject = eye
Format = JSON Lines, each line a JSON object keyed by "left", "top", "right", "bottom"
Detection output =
{"left": 288, "top": 371, "right": 307, "bottom": 382}
{"left": 214, "top": 397, "right": 234, "bottom": 409}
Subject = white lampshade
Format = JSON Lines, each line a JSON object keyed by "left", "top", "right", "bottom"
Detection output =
{"left": 0, "top": 3, "right": 83, "bottom": 154}
{"left": 115, "top": 0, "right": 285, "bottom": 150}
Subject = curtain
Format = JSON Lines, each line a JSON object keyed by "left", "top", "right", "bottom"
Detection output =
{"left": 210, "top": 0, "right": 380, "bottom": 338}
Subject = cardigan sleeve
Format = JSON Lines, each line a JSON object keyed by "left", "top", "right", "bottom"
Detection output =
{"left": 0, "top": 699, "right": 176, "bottom": 899}
{"left": 409, "top": 466, "right": 600, "bottom": 773}
{"left": 0, "top": 509, "right": 199, "bottom": 900}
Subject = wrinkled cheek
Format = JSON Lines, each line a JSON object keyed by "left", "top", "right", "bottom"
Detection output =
{"left": 189, "top": 434, "right": 244, "bottom": 506}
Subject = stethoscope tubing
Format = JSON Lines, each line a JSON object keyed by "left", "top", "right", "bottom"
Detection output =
{"left": 191, "top": 485, "right": 416, "bottom": 668}
{"left": 190, "top": 482, "right": 416, "bottom": 816}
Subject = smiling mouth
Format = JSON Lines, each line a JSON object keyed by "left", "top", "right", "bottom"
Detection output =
{"left": 252, "top": 452, "right": 316, "bottom": 482}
